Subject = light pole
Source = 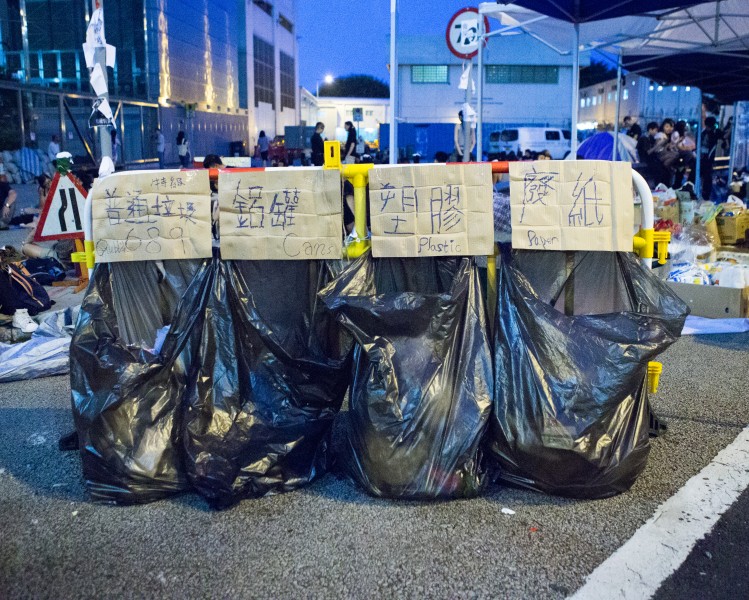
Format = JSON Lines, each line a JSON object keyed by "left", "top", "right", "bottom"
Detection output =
{"left": 316, "top": 74, "right": 334, "bottom": 98}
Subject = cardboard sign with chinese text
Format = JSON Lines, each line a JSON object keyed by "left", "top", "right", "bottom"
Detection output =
{"left": 369, "top": 163, "right": 493, "bottom": 258}
{"left": 218, "top": 168, "right": 342, "bottom": 260}
{"left": 91, "top": 169, "right": 212, "bottom": 262}
{"left": 509, "top": 160, "right": 633, "bottom": 251}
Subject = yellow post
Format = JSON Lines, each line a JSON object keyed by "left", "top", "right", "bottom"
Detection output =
{"left": 342, "top": 163, "right": 373, "bottom": 259}
{"left": 647, "top": 361, "right": 663, "bottom": 394}
{"left": 486, "top": 245, "right": 498, "bottom": 333}
{"left": 323, "top": 140, "right": 341, "bottom": 170}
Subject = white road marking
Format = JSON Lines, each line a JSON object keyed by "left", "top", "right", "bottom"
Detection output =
{"left": 570, "top": 426, "right": 749, "bottom": 600}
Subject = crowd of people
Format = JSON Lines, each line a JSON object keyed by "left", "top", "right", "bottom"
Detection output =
{"left": 627, "top": 116, "right": 729, "bottom": 198}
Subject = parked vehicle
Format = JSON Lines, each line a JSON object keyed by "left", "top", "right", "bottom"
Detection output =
{"left": 488, "top": 127, "right": 571, "bottom": 159}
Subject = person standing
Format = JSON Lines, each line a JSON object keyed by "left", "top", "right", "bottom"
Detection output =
{"left": 342, "top": 121, "right": 357, "bottom": 164}
{"left": 453, "top": 110, "right": 475, "bottom": 162}
{"left": 47, "top": 135, "right": 60, "bottom": 168}
{"left": 0, "top": 169, "right": 18, "bottom": 230}
{"left": 258, "top": 131, "right": 270, "bottom": 166}
{"left": 311, "top": 122, "right": 325, "bottom": 167}
{"left": 176, "top": 130, "right": 191, "bottom": 168}
{"left": 153, "top": 127, "right": 165, "bottom": 169}
{"left": 110, "top": 129, "right": 121, "bottom": 166}
{"left": 700, "top": 116, "right": 723, "bottom": 200}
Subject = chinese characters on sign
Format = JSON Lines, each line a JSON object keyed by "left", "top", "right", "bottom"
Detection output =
{"left": 218, "top": 168, "right": 342, "bottom": 260}
{"left": 369, "top": 164, "right": 493, "bottom": 258}
{"left": 91, "top": 170, "right": 212, "bottom": 262}
{"left": 509, "top": 160, "right": 634, "bottom": 251}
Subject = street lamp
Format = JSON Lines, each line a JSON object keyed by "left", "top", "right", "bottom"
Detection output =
{"left": 316, "top": 74, "right": 334, "bottom": 97}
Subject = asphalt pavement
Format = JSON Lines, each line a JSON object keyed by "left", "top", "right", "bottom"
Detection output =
{"left": 1, "top": 330, "right": 748, "bottom": 599}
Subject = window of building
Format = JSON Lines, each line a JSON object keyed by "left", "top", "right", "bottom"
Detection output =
{"left": 623, "top": 89, "right": 629, "bottom": 100}
{"left": 366, "top": 110, "right": 374, "bottom": 116}
{"left": 607, "top": 92, "right": 612, "bottom": 101}
{"left": 278, "top": 14, "right": 293, "bottom": 33}
{"left": 485, "top": 65, "right": 559, "bottom": 84}
{"left": 280, "top": 52, "right": 295, "bottom": 110}
{"left": 580, "top": 98, "right": 585, "bottom": 108}
{"left": 411, "top": 65, "right": 449, "bottom": 84}
{"left": 592, "top": 97, "right": 597, "bottom": 106}
{"left": 253, "top": 36, "right": 275, "bottom": 108}
{"left": 253, "top": 0, "right": 273, "bottom": 16}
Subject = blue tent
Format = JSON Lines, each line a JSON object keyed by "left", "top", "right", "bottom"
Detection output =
{"left": 576, "top": 132, "right": 639, "bottom": 162}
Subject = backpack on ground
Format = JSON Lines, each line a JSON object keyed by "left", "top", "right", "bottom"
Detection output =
{"left": 0, "top": 263, "right": 53, "bottom": 316}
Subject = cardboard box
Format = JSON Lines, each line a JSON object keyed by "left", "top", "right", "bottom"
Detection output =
{"left": 666, "top": 281, "right": 749, "bottom": 318}
{"left": 654, "top": 201, "right": 680, "bottom": 224}
{"left": 715, "top": 212, "right": 749, "bottom": 245}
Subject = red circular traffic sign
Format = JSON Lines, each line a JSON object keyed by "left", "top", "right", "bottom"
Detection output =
{"left": 445, "top": 8, "right": 490, "bottom": 60}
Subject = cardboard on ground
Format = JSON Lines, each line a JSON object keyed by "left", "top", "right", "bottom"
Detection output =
{"left": 369, "top": 163, "right": 494, "bottom": 257}
{"left": 34, "top": 172, "right": 87, "bottom": 241}
{"left": 509, "top": 160, "right": 634, "bottom": 251}
{"left": 218, "top": 168, "right": 342, "bottom": 260}
{"left": 91, "top": 169, "right": 212, "bottom": 263}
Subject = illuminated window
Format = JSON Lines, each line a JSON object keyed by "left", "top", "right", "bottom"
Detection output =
{"left": 485, "top": 65, "right": 559, "bottom": 84}
{"left": 411, "top": 65, "right": 449, "bottom": 83}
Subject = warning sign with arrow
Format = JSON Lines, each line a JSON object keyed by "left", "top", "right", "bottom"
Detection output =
{"left": 34, "top": 171, "right": 87, "bottom": 242}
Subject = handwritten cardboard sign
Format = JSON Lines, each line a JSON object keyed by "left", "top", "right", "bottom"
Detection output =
{"left": 218, "top": 168, "right": 342, "bottom": 260}
{"left": 91, "top": 169, "right": 212, "bottom": 263}
{"left": 509, "top": 160, "right": 634, "bottom": 251}
{"left": 369, "top": 163, "right": 494, "bottom": 257}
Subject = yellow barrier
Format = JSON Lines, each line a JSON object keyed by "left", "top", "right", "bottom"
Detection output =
{"left": 647, "top": 361, "right": 663, "bottom": 394}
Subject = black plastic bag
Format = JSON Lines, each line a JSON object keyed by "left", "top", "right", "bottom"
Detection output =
{"left": 320, "top": 254, "right": 493, "bottom": 499}
{"left": 71, "top": 257, "right": 352, "bottom": 506}
{"left": 181, "top": 260, "right": 353, "bottom": 508}
{"left": 488, "top": 249, "right": 689, "bottom": 499}
{"left": 70, "top": 259, "right": 209, "bottom": 503}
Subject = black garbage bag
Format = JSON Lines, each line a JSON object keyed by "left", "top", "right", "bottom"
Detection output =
{"left": 70, "top": 259, "right": 209, "bottom": 503}
{"left": 181, "top": 260, "right": 353, "bottom": 508}
{"left": 320, "top": 253, "right": 493, "bottom": 500}
{"left": 488, "top": 249, "right": 689, "bottom": 499}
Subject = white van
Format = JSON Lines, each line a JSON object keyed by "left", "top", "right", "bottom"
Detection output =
{"left": 487, "top": 127, "right": 571, "bottom": 159}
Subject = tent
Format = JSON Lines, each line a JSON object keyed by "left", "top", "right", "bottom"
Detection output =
{"left": 477, "top": 2, "right": 749, "bottom": 154}
{"left": 576, "top": 131, "right": 639, "bottom": 162}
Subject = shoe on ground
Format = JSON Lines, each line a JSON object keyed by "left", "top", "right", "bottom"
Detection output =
{"left": 12, "top": 309, "right": 38, "bottom": 333}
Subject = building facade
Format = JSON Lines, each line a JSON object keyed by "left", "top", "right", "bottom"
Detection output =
{"left": 386, "top": 33, "right": 586, "bottom": 159}
{"left": 315, "top": 96, "right": 389, "bottom": 148}
{"left": 0, "top": 0, "right": 298, "bottom": 162}
{"left": 578, "top": 74, "right": 701, "bottom": 132}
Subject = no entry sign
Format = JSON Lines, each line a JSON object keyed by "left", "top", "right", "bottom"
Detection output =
{"left": 445, "top": 8, "right": 490, "bottom": 60}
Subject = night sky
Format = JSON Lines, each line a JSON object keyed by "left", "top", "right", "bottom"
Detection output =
{"left": 296, "top": 0, "right": 485, "bottom": 90}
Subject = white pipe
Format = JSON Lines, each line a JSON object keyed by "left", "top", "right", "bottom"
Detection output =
{"left": 477, "top": 19, "right": 484, "bottom": 161}
{"left": 612, "top": 55, "right": 622, "bottom": 161}
{"left": 389, "top": 0, "right": 397, "bottom": 164}
{"left": 83, "top": 192, "right": 93, "bottom": 277}
{"left": 632, "top": 169, "right": 653, "bottom": 270}
{"left": 570, "top": 23, "right": 580, "bottom": 156}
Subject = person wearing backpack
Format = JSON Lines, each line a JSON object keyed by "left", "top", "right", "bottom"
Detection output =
{"left": 176, "top": 131, "right": 191, "bottom": 168}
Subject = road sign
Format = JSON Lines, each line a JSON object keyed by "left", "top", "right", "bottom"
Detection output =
{"left": 34, "top": 171, "right": 87, "bottom": 241}
{"left": 446, "top": 8, "right": 490, "bottom": 60}
{"left": 353, "top": 107, "right": 363, "bottom": 122}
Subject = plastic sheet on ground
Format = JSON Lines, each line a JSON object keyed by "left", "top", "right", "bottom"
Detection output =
{"left": 320, "top": 254, "right": 493, "bottom": 500}
{"left": 0, "top": 307, "right": 79, "bottom": 382}
{"left": 70, "top": 257, "right": 353, "bottom": 507}
{"left": 488, "top": 249, "right": 689, "bottom": 499}
{"left": 682, "top": 315, "right": 749, "bottom": 335}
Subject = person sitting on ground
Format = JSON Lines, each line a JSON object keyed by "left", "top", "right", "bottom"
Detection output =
{"left": 434, "top": 151, "right": 449, "bottom": 163}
